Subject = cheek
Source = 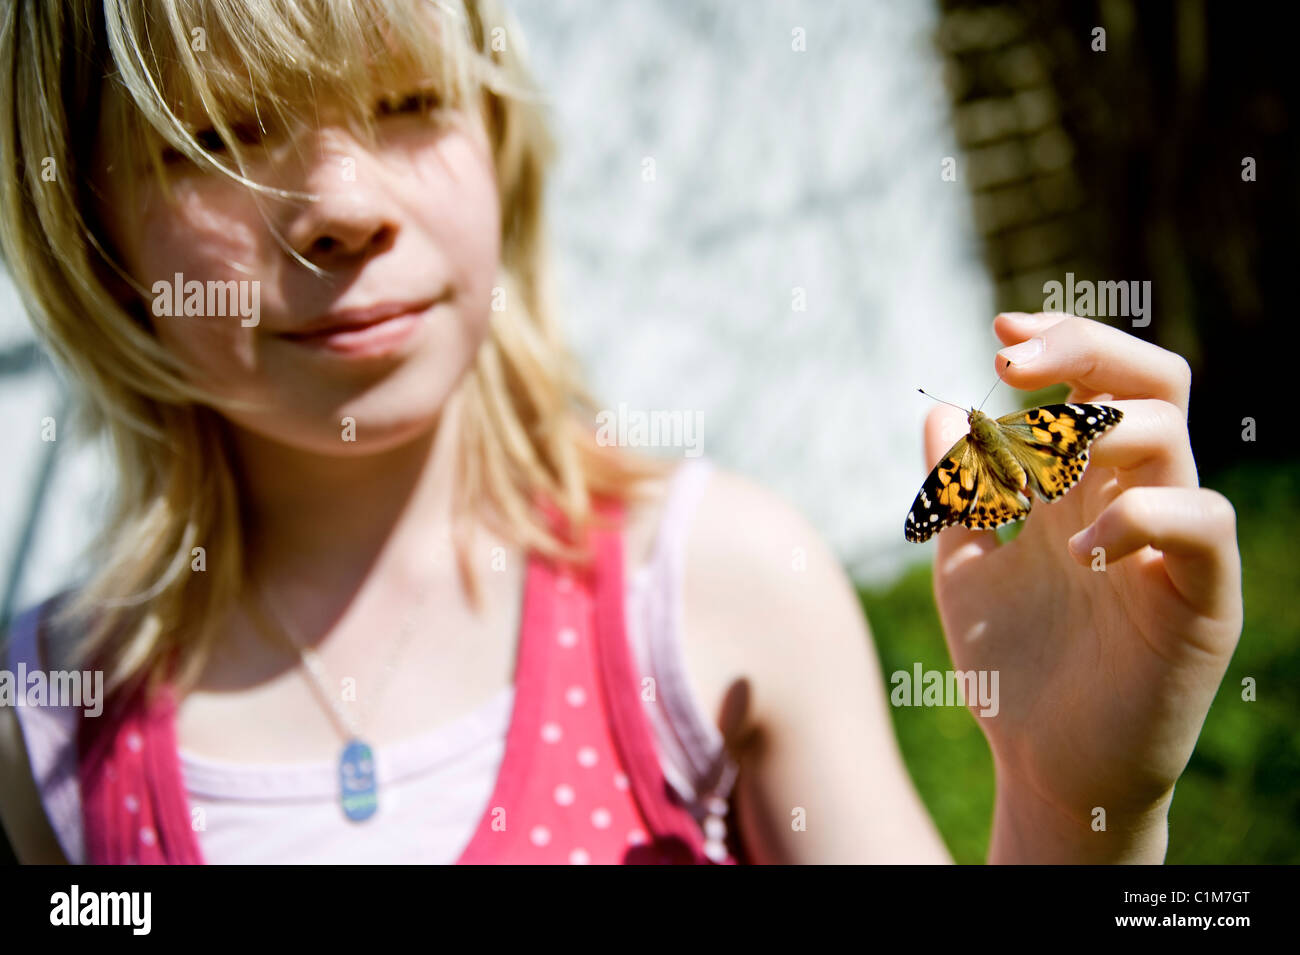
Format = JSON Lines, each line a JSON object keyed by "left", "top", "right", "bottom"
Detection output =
{"left": 153, "top": 311, "right": 260, "bottom": 387}
{"left": 408, "top": 128, "right": 502, "bottom": 307}
{"left": 135, "top": 182, "right": 264, "bottom": 280}
{"left": 135, "top": 185, "right": 267, "bottom": 385}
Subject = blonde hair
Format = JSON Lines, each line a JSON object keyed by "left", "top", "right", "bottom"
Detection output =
{"left": 0, "top": 0, "right": 672, "bottom": 702}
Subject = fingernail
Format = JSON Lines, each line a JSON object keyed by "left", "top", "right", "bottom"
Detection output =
{"left": 998, "top": 337, "right": 1043, "bottom": 365}
{"left": 1067, "top": 526, "right": 1093, "bottom": 558}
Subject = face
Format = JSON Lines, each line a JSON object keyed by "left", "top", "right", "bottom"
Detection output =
{"left": 92, "top": 84, "right": 502, "bottom": 456}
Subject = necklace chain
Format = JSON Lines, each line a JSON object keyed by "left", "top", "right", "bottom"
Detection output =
{"left": 246, "top": 579, "right": 427, "bottom": 743}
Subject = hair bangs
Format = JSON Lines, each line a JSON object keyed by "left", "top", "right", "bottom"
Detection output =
{"left": 103, "top": 0, "right": 492, "bottom": 192}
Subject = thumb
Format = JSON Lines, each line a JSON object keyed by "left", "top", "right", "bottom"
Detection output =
{"left": 924, "top": 404, "right": 968, "bottom": 471}
{"left": 921, "top": 405, "right": 1000, "bottom": 561}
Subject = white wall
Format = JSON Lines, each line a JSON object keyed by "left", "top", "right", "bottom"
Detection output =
{"left": 512, "top": 0, "right": 998, "bottom": 583}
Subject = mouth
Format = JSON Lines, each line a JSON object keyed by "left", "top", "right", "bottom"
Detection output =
{"left": 277, "top": 298, "right": 440, "bottom": 357}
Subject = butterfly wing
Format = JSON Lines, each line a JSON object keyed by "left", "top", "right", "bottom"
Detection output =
{"left": 958, "top": 450, "right": 1033, "bottom": 531}
{"left": 904, "top": 436, "right": 972, "bottom": 542}
{"left": 905, "top": 434, "right": 1033, "bottom": 541}
{"left": 994, "top": 403, "right": 1123, "bottom": 502}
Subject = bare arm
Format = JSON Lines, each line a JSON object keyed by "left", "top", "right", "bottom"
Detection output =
{"left": 681, "top": 468, "right": 952, "bottom": 864}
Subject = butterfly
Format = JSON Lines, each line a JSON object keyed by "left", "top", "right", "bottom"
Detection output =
{"left": 904, "top": 401, "right": 1123, "bottom": 543}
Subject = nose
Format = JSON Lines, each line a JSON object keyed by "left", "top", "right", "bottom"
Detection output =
{"left": 283, "top": 129, "right": 400, "bottom": 269}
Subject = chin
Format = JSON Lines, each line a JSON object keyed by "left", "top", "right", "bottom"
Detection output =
{"left": 325, "top": 373, "right": 466, "bottom": 453}
{"left": 219, "top": 343, "right": 477, "bottom": 455}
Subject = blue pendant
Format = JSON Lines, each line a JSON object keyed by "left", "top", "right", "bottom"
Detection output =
{"left": 339, "top": 739, "right": 378, "bottom": 822}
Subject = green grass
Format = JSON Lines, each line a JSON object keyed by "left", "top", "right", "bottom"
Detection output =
{"left": 861, "top": 561, "right": 995, "bottom": 863}
{"left": 858, "top": 459, "right": 1300, "bottom": 864}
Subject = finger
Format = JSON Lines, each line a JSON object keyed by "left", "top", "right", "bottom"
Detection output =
{"left": 923, "top": 405, "right": 998, "bottom": 561}
{"left": 992, "top": 313, "right": 1192, "bottom": 418}
{"left": 1066, "top": 486, "right": 1241, "bottom": 620}
{"left": 1086, "top": 399, "right": 1200, "bottom": 488}
{"left": 993, "top": 310, "right": 1071, "bottom": 344}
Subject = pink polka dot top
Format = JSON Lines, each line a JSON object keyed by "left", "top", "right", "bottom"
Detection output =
{"left": 72, "top": 485, "right": 741, "bottom": 865}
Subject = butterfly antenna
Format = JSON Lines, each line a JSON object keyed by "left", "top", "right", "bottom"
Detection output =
{"left": 976, "top": 358, "right": 1012, "bottom": 413}
{"left": 917, "top": 389, "right": 968, "bottom": 413}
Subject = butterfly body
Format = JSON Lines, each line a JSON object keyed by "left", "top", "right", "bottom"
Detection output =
{"left": 904, "top": 402, "right": 1123, "bottom": 543}
{"left": 967, "top": 409, "right": 1029, "bottom": 492}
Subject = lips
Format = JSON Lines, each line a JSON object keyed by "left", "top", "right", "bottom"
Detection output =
{"left": 275, "top": 297, "right": 440, "bottom": 359}
{"left": 279, "top": 298, "right": 438, "bottom": 340}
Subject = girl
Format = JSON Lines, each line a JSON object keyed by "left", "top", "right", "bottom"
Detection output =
{"left": 0, "top": 0, "right": 1242, "bottom": 864}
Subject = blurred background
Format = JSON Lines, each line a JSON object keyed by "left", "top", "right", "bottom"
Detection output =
{"left": 1, "top": 0, "right": 1294, "bottom": 863}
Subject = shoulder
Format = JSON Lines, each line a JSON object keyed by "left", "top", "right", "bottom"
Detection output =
{"left": 4, "top": 591, "right": 79, "bottom": 671}
{"left": 679, "top": 465, "right": 875, "bottom": 698}
{"left": 689, "top": 464, "right": 838, "bottom": 579}
{"left": 674, "top": 465, "right": 951, "bottom": 862}
{"left": 618, "top": 458, "right": 681, "bottom": 575}
{"left": 622, "top": 459, "right": 869, "bottom": 706}
{"left": 0, "top": 598, "right": 74, "bottom": 864}
{"left": 618, "top": 457, "right": 824, "bottom": 575}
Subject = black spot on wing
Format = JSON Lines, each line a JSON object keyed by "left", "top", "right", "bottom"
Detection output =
{"left": 996, "top": 402, "right": 1122, "bottom": 502}
{"left": 904, "top": 439, "right": 970, "bottom": 542}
